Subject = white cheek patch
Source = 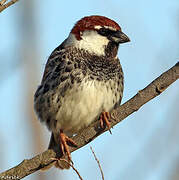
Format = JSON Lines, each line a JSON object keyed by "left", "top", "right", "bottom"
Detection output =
{"left": 65, "top": 31, "right": 110, "bottom": 56}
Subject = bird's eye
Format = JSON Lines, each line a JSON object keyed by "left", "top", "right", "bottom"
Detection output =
{"left": 98, "top": 28, "right": 115, "bottom": 36}
{"left": 98, "top": 28, "right": 109, "bottom": 36}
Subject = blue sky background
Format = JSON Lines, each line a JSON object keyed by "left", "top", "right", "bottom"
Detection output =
{"left": 0, "top": 0, "right": 179, "bottom": 180}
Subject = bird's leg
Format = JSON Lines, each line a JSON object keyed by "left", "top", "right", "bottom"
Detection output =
{"left": 100, "top": 111, "right": 112, "bottom": 134}
{"left": 59, "top": 129, "right": 77, "bottom": 162}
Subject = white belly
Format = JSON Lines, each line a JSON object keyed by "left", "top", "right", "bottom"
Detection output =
{"left": 55, "top": 79, "right": 117, "bottom": 136}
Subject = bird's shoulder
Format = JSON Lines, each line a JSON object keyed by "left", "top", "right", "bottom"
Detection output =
{"left": 41, "top": 40, "right": 68, "bottom": 84}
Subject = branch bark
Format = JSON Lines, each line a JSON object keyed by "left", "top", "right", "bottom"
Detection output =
{"left": 0, "top": 0, "right": 19, "bottom": 13}
{"left": 0, "top": 62, "right": 178, "bottom": 180}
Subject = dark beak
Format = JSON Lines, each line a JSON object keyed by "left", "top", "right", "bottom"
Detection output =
{"left": 112, "top": 30, "right": 130, "bottom": 44}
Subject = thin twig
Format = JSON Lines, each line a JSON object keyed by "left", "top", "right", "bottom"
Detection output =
{"left": 0, "top": 0, "right": 19, "bottom": 13}
{"left": 60, "top": 159, "right": 83, "bottom": 180}
{"left": 90, "top": 146, "right": 104, "bottom": 180}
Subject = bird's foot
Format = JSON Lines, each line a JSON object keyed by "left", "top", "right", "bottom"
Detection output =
{"left": 59, "top": 130, "right": 77, "bottom": 162}
{"left": 100, "top": 111, "right": 112, "bottom": 134}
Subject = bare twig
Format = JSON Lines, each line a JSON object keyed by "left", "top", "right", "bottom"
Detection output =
{"left": 0, "top": 62, "right": 178, "bottom": 179}
{"left": 60, "top": 159, "right": 83, "bottom": 180}
{"left": 0, "top": 0, "right": 19, "bottom": 13}
{"left": 90, "top": 146, "right": 104, "bottom": 180}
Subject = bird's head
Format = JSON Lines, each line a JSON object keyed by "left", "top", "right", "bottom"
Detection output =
{"left": 65, "top": 15, "right": 130, "bottom": 58}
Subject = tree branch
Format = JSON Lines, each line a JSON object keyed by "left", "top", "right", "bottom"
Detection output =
{"left": 0, "top": 62, "right": 178, "bottom": 179}
{"left": 0, "top": 0, "right": 19, "bottom": 13}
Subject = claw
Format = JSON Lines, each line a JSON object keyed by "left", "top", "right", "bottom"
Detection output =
{"left": 59, "top": 130, "right": 77, "bottom": 162}
{"left": 100, "top": 112, "right": 112, "bottom": 134}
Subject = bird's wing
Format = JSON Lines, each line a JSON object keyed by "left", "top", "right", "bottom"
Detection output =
{"left": 41, "top": 40, "right": 67, "bottom": 84}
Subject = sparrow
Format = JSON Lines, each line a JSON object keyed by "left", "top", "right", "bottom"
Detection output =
{"left": 34, "top": 15, "right": 130, "bottom": 169}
